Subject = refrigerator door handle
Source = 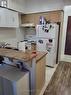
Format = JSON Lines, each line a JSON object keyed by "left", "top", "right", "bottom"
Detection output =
{"left": 38, "top": 40, "right": 43, "bottom": 44}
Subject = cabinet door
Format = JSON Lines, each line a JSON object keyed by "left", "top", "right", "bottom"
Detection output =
{"left": 36, "top": 56, "right": 46, "bottom": 95}
{"left": 6, "top": 10, "right": 19, "bottom": 27}
{"left": 0, "top": 7, "right": 19, "bottom": 27}
{"left": 12, "top": 11, "right": 19, "bottom": 27}
{"left": 0, "top": 8, "right": 10, "bottom": 27}
{"left": 0, "top": 8, "right": 6, "bottom": 27}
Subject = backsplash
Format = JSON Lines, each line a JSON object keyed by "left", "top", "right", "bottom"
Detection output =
{"left": 24, "top": 27, "right": 36, "bottom": 38}
{"left": 0, "top": 28, "right": 24, "bottom": 48}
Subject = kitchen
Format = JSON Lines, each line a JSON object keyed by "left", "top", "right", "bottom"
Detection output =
{"left": 0, "top": 0, "right": 71, "bottom": 95}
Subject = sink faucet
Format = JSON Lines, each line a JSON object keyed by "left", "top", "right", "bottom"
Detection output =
{"left": 0, "top": 42, "right": 10, "bottom": 48}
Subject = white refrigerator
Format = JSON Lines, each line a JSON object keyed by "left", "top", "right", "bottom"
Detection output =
{"left": 36, "top": 23, "right": 59, "bottom": 67}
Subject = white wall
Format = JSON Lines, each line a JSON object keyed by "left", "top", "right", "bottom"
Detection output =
{"left": 8, "top": 0, "right": 26, "bottom": 13}
{"left": 6, "top": 0, "right": 71, "bottom": 14}
{"left": 0, "top": 28, "right": 24, "bottom": 48}
{"left": 24, "top": 0, "right": 71, "bottom": 14}
{"left": 25, "top": 0, "right": 64, "bottom": 13}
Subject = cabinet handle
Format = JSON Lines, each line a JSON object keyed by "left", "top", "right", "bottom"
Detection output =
{"left": 12, "top": 17, "right": 15, "bottom": 22}
{"left": 0, "top": 16, "right": 1, "bottom": 21}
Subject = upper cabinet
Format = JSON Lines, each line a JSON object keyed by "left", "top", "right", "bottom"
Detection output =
{"left": 7, "top": 0, "right": 25, "bottom": 13}
{"left": 0, "top": 7, "right": 19, "bottom": 27}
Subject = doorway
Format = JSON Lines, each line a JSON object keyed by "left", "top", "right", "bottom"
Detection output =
{"left": 65, "top": 16, "right": 71, "bottom": 55}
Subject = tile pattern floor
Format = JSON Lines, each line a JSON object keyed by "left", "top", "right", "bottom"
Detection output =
{"left": 39, "top": 64, "right": 58, "bottom": 95}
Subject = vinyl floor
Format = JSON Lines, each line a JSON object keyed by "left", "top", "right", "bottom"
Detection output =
{"left": 43, "top": 62, "right": 71, "bottom": 95}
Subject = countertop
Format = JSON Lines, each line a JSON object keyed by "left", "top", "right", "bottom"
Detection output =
{"left": 0, "top": 48, "right": 47, "bottom": 63}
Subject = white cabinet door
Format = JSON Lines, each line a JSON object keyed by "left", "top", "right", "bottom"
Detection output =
{"left": 6, "top": 9, "right": 19, "bottom": 27}
{"left": 0, "top": 8, "right": 6, "bottom": 27}
{"left": 0, "top": 7, "right": 19, "bottom": 27}
{"left": 11, "top": 11, "right": 19, "bottom": 27}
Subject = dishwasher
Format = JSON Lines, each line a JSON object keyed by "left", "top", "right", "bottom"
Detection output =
{"left": 0, "top": 64, "right": 29, "bottom": 95}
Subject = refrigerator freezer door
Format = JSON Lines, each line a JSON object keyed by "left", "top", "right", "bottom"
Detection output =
{"left": 36, "top": 24, "right": 59, "bottom": 39}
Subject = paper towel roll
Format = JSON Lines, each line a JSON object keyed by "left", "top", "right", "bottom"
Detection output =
{"left": 18, "top": 42, "right": 26, "bottom": 52}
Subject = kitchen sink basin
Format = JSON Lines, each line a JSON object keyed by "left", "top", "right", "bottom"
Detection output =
{"left": 5, "top": 47, "right": 19, "bottom": 51}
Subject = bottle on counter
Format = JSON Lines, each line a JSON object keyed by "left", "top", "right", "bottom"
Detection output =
{"left": 39, "top": 16, "right": 46, "bottom": 26}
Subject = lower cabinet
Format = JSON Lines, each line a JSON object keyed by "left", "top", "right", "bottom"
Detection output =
{"left": 0, "top": 64, "right": 29, "bottom": 95}
{"left": 36, "top": 56, "right": 46, "bottom": 95}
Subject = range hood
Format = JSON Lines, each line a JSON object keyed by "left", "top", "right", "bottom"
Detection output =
{"left": 20, "top": 23, "right": 35, "bottom": 27}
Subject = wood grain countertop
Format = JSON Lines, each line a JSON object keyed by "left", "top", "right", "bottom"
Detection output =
{"left": 0, "top": 48, "right": 47, "bottom": 63}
